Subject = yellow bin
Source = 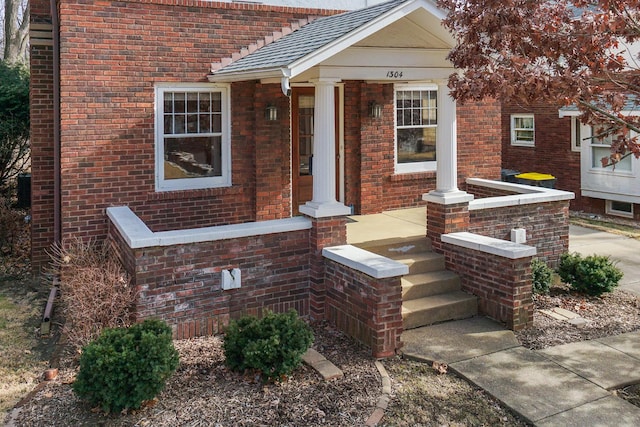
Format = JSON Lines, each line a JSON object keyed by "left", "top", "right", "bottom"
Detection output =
{"left": 514, "top": 172, "right": 556, "bottom": 188}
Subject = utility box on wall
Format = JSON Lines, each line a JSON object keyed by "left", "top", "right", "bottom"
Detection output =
{"left": 222, "top": 268, "right": 241, "bottom": 290}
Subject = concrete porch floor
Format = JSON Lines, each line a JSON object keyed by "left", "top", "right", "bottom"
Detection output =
{"left": 346, "top": 206, "right": 426, "bottom": 245}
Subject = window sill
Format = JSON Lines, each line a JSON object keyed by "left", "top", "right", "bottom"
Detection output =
{"left": 389, "top": 171, "right": 436, "bottom": 182}
{"left": 147, "top": 185, "right": 242, "bottom": 202}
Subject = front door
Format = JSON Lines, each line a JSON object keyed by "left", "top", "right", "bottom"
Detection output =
{"left": 292, "top": 87, "right": 340, "bottom": 214}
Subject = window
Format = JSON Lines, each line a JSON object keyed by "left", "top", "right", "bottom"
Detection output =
{"left": 510, "top": 114, "right": 535, "bottom": 147}
{"left": 155, "top": 84, "right": 231, "bottom": 191}
{"left": 606, "top": 200, "right": 634, "bottom": 218}
{"left": 589, "top": 125, "right": 632, "bottom": 172}
{"left": 571, "top": 117, "right": 582, "bottom": 152}
{"left": 395, "top": 85, "right": 437, "bottom": 173}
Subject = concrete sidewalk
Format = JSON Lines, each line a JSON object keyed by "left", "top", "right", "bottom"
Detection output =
{"left": 402, "top": 317, "right": 640, "bottom": 426}
{"left": 569, "top": 225, "right": 640, "bottom": 296}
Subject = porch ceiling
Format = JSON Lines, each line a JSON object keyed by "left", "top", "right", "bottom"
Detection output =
{"left": 207, "top": 0, "right": 455, "bottom": 84}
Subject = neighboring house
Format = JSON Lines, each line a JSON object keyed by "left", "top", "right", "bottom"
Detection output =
{"left": 502, "top": 101, "right": 640, "bottom": 222}
{"left": 29, "top": 0, "right": 571, "bottom": 356}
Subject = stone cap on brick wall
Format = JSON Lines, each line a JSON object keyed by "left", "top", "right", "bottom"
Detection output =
{"left": 106, "top": 206, "right": 312, "bottom": 249}
{"left": 323, "top": 245, "right": 409, "bottom": 278}
{"left": 466, "top": 178, "right": 575, "bottom": 211}
{"left": 442, "top": 232, "right": 537, "bottom": 259}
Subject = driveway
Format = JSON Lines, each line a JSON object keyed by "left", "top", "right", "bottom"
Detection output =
{"left": 569, "top": 225, "right": 640, "bottom": 296}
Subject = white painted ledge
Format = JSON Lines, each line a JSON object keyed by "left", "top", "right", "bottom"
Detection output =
{"left": 323, "top": 245, "right": 409, "bottom": 279}
{"left": 441, "top": 232, "right": 537, "bottom": 259}
{"left": 106, "top": 206, "right": 312, "bottom": 249}
{"left": 466, "top": 178, "right": 574, "bottom": 211}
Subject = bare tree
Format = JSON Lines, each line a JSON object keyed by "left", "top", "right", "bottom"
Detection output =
{"left": 2, "top": 0, "right": 29, "bottom": 63}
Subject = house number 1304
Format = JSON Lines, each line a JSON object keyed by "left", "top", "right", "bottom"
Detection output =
{"left": 386, "top": 71, "right": 403, "bottom": 78}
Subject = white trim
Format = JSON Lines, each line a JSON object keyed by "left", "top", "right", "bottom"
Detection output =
{"left": 606, "top": 200, "right": 634, "bottom": 218}
{"left": 441, "top": 232, "right": 537, "bottom": 259}
{"left": 570, "top": 117, "right": 588, "bottom": 153}
{"left": 107, "top": 206, "right": 312, "bottom": 249}
{"left": 582, "top": 189, "right": 640, "bottom": 205}
{"left": 154, "top": 83, "right": 232, "bottom": 192}
{"left": 465, "top": 178, "right": 575, "bottom": 210}
{"left": 322, "top": 245, "right": 409, "bottom": 278}
{"left": 510, "top": 114, "right": 535, "bottom": 147}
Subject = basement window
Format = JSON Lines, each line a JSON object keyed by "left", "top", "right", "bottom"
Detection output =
{"left": 606, "top": 200, "right": 634, "bottom": 218}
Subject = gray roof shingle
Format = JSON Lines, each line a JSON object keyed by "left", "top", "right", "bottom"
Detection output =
{"left": 212, "top": 0, "right": 408, "bottom": 75}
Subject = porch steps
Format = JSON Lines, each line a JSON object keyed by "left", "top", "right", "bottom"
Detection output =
{"left": 357, "top": 236, "right": 477, "bottom": 330}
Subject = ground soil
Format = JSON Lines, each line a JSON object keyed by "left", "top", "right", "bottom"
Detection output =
{"left": 3, "top": 212, "right": 640, "bottom": 426}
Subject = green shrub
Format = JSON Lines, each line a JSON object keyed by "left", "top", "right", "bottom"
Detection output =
{"left": 531, "top": 258, "right": 553, "bottom": 295}
{"left": 73, "top": 319, "right": 179, "bottom": 413}
{"left": 557, "top": 252, "right": 623, "bottom": 296}
{"left": 223, "top": 309, "right": 314, "bottom": 382}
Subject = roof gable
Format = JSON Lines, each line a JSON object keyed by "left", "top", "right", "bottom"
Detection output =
{"left": 209, "top": 0, "right": 451, "bottom": 81}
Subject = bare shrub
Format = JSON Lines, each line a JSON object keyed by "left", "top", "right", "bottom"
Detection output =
{"left": 49, "top": 238, "right": 136, "bottom": 349}
{"left": 0, "top": 196, "right": 28, "bottom": 259}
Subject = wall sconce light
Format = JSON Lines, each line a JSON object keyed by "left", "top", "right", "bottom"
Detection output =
{"left": 265, "top": 104, "right": 278, "bottom": 121}
{"left": 369, "top": 101, "right": 383, "bottom": 119}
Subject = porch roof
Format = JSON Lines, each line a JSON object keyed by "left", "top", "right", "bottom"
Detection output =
{"left": 207, "top": 0, "right": 454, "bottom": 83}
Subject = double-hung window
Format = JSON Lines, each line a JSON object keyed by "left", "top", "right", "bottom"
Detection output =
{"left": 395, "top": 85, "right": 438, "bottom": 173}
{"left": 590, "top": 125, "right": 632, "bottom": 172}
{"left": 510, "top": 114, "right": 535, "bottom": 147}
{"left": 155, "top": 84, "right": 231, "bottom": 191}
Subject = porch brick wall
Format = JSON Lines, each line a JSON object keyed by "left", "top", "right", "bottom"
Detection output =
{"left": 443, "top": 243, "right": 533, "bottom": 331}
{"left": 309, "top": 217, "right": 347, "bottom": 319}
{"left": 426, "top": 202, "right": 470, "bottom": 254}
{"left": 324, "top": 259, "right": 403, "bottom": 358}
{"left": 468, "top": 199, "right": 570, "bottom": 268}
{"left": 108, "top": 223, "right": 312, "bottom": 339}
{"left": 34, "top": 0, "right": 334, "bottom": 263}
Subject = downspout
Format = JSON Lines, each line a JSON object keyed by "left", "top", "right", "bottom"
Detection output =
{"left": 51, "top": 0, "right": 61, "bottom": 245}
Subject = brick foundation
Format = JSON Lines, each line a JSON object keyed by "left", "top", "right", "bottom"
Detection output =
{"left": 324, "top": 259, "right": 403, "bottom": 358}
{"left": 443, "top": 242, "right": 533, "bottom": 331}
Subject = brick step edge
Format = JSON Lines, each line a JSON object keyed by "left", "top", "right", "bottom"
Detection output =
{"left": 302, "top": 348, "right": 343, "bottom": 380}
{"left": 365, "top": 361, "right": 392, "bottom": 426}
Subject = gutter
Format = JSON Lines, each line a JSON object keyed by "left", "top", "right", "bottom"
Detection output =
{"left": 51, "top": 0, "right": 61, "bottom": 245}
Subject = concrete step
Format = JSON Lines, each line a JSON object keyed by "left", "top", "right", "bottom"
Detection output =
{"left": 402, "top": 291, "right": 478, "bottom": 330}
{"left": 392, "top": 251, "right": 445, "bottom": 274}
{"left": 356, "top": 236, "right": 432, "bottom": 257}
{"left": 402, "top": 270, "right": 461, "bottom": 300}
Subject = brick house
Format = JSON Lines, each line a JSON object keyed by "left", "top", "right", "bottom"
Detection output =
{"left": 502, "top": 101, "right": 640, "bottom": 222}
{"left": 30, "top": 0, "right": 573, "bottom": 357}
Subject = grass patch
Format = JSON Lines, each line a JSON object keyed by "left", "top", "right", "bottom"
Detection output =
{"left": 382, "top": 358, "right": 529, "bottom": 426}
{"left": 0, "top": 276, "right": 51, "bottom": 421}
{"left": 570, "top": 216, "right": 640, "bottom": 239}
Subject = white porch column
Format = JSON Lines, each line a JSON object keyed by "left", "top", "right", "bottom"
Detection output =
{"left": 423, "top": 81, "right": 473, "bottom": 205}
{"left": 299, "top": 78, "right": 351, "bottom": 218}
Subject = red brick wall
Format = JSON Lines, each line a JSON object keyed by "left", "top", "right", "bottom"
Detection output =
{"left": 109, "top": 224, "right": 312, "bottom": 339}
{"left": 469, "top": 201, "right": 570, "bottom": 268}
{"left": 30, "top": 0, "right": 56, "bottom": 269}
{"left": 443, "top": 243, "right": 533, "bottom": 331}
{"left": 458, "top": 99, "right": 502, "bottom": 188}
{"left": 30, "top": 42, "right": 56, "bottom": 269}
{"left": 324, "top": 259, "right": 403, "bottom": 358}
{"left": 38, "top": 1, "right": 335, "bottom": 254}
{"left": 501, "top": 102, "right": 585, "bottom": 205}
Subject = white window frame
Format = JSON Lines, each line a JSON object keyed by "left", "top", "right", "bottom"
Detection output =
{"left": 570, "top": 116, "right": 584, "bottom": 152}
{"left": 394, "top": 84, "right": 438, "bottom": 174}
{"left": 154, "top": 83, "right": 231, "bottom": 192}
{"left": 586, "top": 125, "right": 634, "bottom": 175}
{"left": 606, "top": 200, "right": 634, "bottom": 218}
{"left": 510, "top": 114, "right": 535, "bottom": 147}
